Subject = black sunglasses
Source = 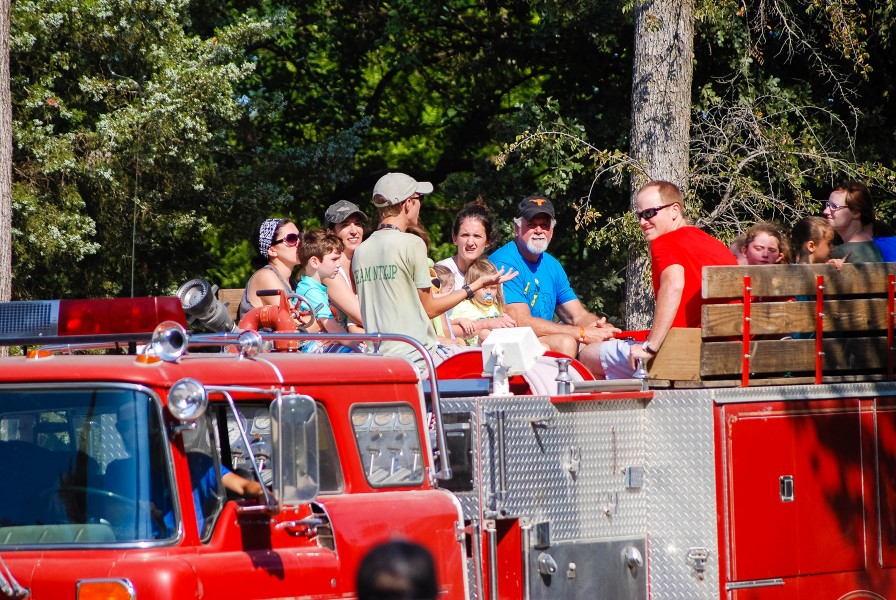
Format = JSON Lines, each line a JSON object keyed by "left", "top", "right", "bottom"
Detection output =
{"left": 634, "top": 203, "right": 675, "bottom": 221}
{"left": 273, "top": 232, "right": 301, "bottom": 247}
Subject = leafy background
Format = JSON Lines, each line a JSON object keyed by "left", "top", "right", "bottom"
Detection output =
{"left": 9, "top": 0, "right": 896, "bottom": 327}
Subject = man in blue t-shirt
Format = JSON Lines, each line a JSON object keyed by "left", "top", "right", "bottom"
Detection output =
{"left": 490, "top": 195, "right": 618, "bottom": 373}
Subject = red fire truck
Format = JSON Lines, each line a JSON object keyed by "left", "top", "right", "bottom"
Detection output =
{"left": 0, "top": 262, "right": 894, "bottom": 599}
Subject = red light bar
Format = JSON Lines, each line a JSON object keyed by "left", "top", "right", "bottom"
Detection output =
{"left": 0, "top": 297, "right": 187, "bottom": 342}
{"left": 58, "top": 297, "right": 186, "bottom": 335}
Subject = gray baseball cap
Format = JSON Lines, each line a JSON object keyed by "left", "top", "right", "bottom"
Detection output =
{"left": 325, "top": 200, "right": 368, "bottom": 228}
{"left": 372, "top": 172, "right": 434, "bottom": 207}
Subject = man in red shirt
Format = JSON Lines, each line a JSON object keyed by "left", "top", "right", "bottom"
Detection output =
{"left": 583, "top": 180, "right": 738, "bottom": 378}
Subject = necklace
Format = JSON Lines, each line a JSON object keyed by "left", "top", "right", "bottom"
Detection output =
{"left": 378, "top": 223, "right": 402, "bottom": 232}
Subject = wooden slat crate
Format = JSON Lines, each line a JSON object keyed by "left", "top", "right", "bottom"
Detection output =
{"left": 646, "top": 263, "right": 896, "bottom": 386}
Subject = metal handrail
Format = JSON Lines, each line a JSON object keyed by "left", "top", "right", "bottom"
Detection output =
{"left": 186, "top": 330, "right": 455, "bottom": 481}
{"left": 20, "top": 327, "right": 455, "bottom": 481}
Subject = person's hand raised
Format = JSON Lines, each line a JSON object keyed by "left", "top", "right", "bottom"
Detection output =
{"left": 475, "top": 267, "right": 518, "bottom": 288}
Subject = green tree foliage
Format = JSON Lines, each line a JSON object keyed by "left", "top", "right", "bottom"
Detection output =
{"left": 500, "top": 0, "right": 896, "bottom": 294}
{"left": 10, "top": 0, "right": 272, "bottom": 297}
{"left": 227, "top": 0, "right": 634, "bottom": 318}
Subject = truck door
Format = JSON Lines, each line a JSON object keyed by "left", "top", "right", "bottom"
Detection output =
{"left": 723, "top": 399, "right": 865, "bottom": 582}
{"left": 875, "top": 398, "right": 896, "bottom": 567}
{"left": 189, "top": 402, "right": 344, "bottom": 598}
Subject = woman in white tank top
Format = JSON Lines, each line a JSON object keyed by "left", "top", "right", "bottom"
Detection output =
{"left": 435, "top": 199, "right": 496, "bottom": 292}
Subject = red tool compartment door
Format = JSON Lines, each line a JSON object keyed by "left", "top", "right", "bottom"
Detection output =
{"left": 724, "top": 399, "right": 866, "bottom": 581}
{"left": 876, "top": 399, "right": 896, "bottom": 566}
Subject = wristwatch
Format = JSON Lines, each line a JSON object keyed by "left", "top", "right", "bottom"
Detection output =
{"left": 462, "top": 284, "right": 474, "bottom": 300}
{"left": 642, "top": 340, "right": 658, "bottom": 356}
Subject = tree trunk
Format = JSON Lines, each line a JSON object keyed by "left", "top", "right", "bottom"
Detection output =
{"left": 0, "top": 0, "right": 11, "bottom": 310}
{"left": 626, "top": 0, "right": 695, "bottom": 329}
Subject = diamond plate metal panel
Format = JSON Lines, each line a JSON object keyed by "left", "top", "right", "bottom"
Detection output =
{"left": 442, "top": 395, "right": 648, "bottom": 541}
{"left": 441, "top": 397, "right": 485, "bottom": 519}
{"left": 711, "top": 381, "right": 896, "bottom": 403}
{"left": 646, "top": 388, "right": 720, "bottom": 599}
{"left": 443, "top": 390, "right": 722, "bottom": 599}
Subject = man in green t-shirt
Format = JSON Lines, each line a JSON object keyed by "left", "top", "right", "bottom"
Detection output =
{"left": 352, "top": 172, "right": 516, "bottom": 373}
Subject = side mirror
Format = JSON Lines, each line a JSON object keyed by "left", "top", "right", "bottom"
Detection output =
{"left": 271, "top": 394, "right": 319, "bottom": 505}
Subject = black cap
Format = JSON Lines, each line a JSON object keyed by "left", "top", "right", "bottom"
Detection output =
{"left": 517, "top": 195, "right": 556, "bottom": 221}
{"left": 325, "top": 200, "right": 368, "bottom": 228}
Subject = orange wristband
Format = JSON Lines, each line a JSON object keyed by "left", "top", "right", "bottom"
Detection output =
{"left": 578, "top": 326, "right": 586, "bottom": 344}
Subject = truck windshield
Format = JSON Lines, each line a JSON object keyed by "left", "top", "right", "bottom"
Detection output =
{"left": 0, "top": 387, "right": 175, "bottom": 546}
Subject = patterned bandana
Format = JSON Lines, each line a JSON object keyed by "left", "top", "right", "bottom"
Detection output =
{"left": 258, "top": 219, "right": 282, "bottom": 259}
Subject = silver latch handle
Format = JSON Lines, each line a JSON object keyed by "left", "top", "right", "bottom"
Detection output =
{"left": 623, "top": 546, "right": 643, "bottom": 569}
{"left": 536, "top": 552, "right": 558, "bottom": 575}
{"left": 779, "top": 475, "right": 794, "bottom": 502}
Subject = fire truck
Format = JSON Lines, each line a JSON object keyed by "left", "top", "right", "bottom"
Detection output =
{"left": 0, "top": 262, "right": 894, "bottom": 599}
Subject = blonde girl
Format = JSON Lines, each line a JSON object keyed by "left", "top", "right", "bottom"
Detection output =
{"left": 450, "top": 259, "right": 516, "bottom": 345}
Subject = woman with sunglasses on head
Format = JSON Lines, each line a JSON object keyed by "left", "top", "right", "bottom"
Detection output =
{"left": 237, "top": 218, "right": 302, "bottom": 321}
{"left": 823, "top": 181, "right": 883, "bottom": 263}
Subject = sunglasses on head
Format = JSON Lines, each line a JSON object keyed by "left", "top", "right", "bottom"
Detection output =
{"left": 634, "top": 203, "right": 675, "bottom": 221}
{"left": 273, "top": 233, "right": 301, "bottom": 247}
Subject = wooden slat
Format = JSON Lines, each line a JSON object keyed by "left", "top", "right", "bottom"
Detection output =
{"left": 702, "top": 298, "right": 888, "bottom": 337}
{"left": 702, "top": 263, "right": 896, "bottom": 299}
{"left": 647, "top": 328, "right": 701, "bottom": 381}
{"left": 700, "top": 337, "right": 888, "bottom": 377}
{"left": 217, "top": 288, "right": 243, "bottom": 322}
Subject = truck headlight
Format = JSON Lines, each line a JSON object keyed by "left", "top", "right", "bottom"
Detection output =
{"left": 168, "top": 377, "right": 208, "bottom": 422}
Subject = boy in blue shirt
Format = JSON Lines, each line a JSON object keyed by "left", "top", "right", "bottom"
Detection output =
{"left": 296, "top": 230, "right": 360, "bottom": 352}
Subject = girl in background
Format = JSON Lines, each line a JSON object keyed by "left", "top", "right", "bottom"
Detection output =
{"left": 791, "top": 216, "right": 836, "bottom": 264}
{"left": 728, "top": 234, "right": 748, "bottom": 265}
{"left": 431, "top": 265, "right": 464, "bottom": 346}
{"left": 823, "top": 181, "right": 883, "bottom": 263}
{"left": 450, "top": 259, "right": 515, "bottom": 345}
{"left": 742, "top": 222, "right": 790, "bottom": 265}
{"left": 437, "top": 199, "right": 495, "bottom": 292}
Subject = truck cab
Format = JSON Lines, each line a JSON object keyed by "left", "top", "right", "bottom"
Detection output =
{"left": 0, "top": 308, "right": 467, "bottom": 599}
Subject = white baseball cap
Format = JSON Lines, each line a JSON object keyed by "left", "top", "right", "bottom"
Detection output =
{"left": 372, "top": 172, "right": 434, "bottom": 207}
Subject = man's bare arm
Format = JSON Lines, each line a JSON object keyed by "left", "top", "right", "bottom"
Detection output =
{"left": 556, "top": 299, "right": 617, "bottom": 328}
{"left": 503, "top": 301, "right": 617, "bottom": 343}
{"left": 629, "top": 264, "right": 685, "bottom": 367}
{"left": 646, "top": 265, "right": 684, "bottom": 349}
{"left": 503, "top": 303, "right": 569, "bottom": 336}
{"left": 222, "top": 471, "right": 264, "bottom": 498}
{"left": 418, "top": 268, "right": 518, "bottom": 319}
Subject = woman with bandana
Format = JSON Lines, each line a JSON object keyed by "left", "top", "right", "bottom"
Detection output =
{"left": 237, "top": 218, "right": 302, "bottom": 321}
